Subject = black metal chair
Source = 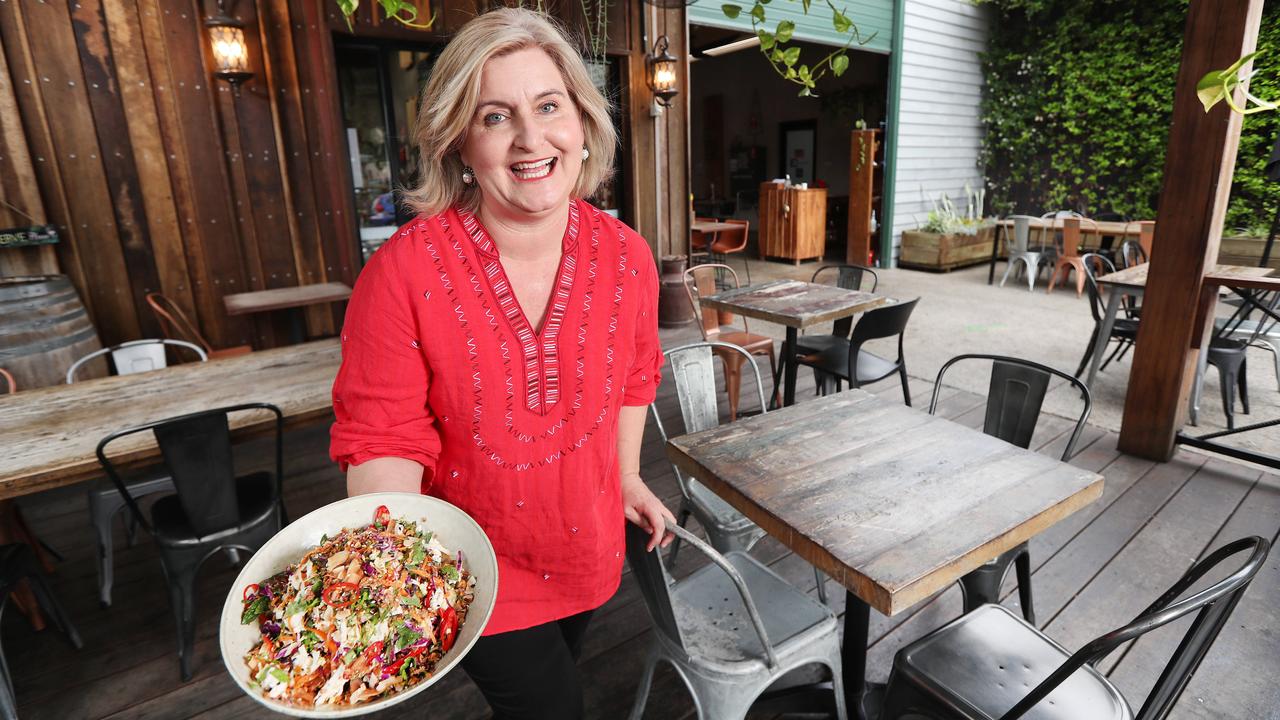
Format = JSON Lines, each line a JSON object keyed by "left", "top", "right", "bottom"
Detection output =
{"left": 1075, "top": 254, "right": 1140, "bottom": 378}
{"left": 798, "top": 264, "right": 881, "bottom": 393}
{"left": 1121, "top": 238, "right": 1148, "bottom": 269}
{"left": 880, "top": 535, "right": 1269, "bottom": 720}
{"left": 1093, "top": 211, "right": 1126, "bottom": 267}
{"left": 799, "top": 297, "right": 920, "bottom": 406}
{"left": 95, "top": 403, "right": 286, "bottom": 680}
{"left": 0, "top": 544, "right": 82, "bottom": 718}
{"left": 929, "top": 354, "right": 1091, "bottom": 624}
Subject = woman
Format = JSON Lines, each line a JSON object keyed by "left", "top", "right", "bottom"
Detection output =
{"left": 329, "top": 8, "right": 674, "bottom": 719}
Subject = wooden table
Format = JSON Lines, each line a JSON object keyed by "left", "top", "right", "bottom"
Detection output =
{"left": 700, "top": 280, "right": 889, "bottom": 406}
{"left": 989, "top": 218, "right": 1150, "bottom": 285}
{"left": 667, "top": 390, "right": 1104, "bottom": 717}
{"left": 223, "top": 281, "right": 352, "bottom": 343}
{"left": 690, "top": 220, "right": 740, "bottom": 234}
{"left": 0, "top": 339, "right": 340, "bottom": 500}
{"left": 1086, "top": 263, "right": 1275, "bottom": 389}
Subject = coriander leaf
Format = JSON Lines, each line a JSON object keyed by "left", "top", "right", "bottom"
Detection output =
{"left": 441, "top": 563, "right": 461, "bottom": 584}
{"left": 399, "top": 595, "right": 422, "bottom": 608}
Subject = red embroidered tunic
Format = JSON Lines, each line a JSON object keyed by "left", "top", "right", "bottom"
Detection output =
{"left": 330, "top": 199, "right": 663, "bottom": 635}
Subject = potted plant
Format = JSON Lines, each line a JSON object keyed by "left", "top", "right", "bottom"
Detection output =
{"left": 899, "top": 187, "right": 997, "bottom": 271}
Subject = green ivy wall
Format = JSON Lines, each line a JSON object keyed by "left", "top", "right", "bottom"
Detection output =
{"left": 979, "top": 0, "right": 1280, "bottom": 232}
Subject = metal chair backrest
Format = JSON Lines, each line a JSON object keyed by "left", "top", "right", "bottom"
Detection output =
{"left": 1080, "top": 253, "right": 1116, "bottom": 324}
{"left": 929, "top": 354, "right": 1092, "bottom": 461}
{"left": 146, "top": 293, "right": 214, "bottom": 356}
{"left": 684, "top": 263, "right": 746, "bottom": 338}
{"left": 812, "top": 264, "right": 879, "bottom": 339}
{"left": 997, "top": 536, "right": 1270, "bottom": 720}
{"left": 811, "top": 263, "right": 878, "bottom": 293}
{"left": 624, "top": 521, "right": 780, "bottom": 667}
{"left": 1006, "top": 215, "right": 1038, "bottom": 254}
{"left": 0, "top": 368, "right": 13, "bottom": 394}
{"left": 95, "top": 403, "right": 283, "bottom": 538}
{"left": 711, "top": 219, "right": 750, "bottom": 253}
{"left": 1060, "top": 217, "right": 1099, "bottom": 258}
{"left": 651, "top": 342, "right": 768, "bottom": 502}
{"left": 66, "top": 339, "right": 207, "bottom": 384}
{"left": 1121, "top": 238, "right": 1148, "bottom": 268}
{"left": 849, "top": 297, "right": 920, "bottom": 366}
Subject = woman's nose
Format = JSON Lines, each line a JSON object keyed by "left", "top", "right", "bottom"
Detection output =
{"left": 511, "top": 115, "right": 541, "bottom": 150}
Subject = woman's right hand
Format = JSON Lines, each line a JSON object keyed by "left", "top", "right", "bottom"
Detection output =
{"left": 346, "top": 457, "right": 426, "bottom": 497}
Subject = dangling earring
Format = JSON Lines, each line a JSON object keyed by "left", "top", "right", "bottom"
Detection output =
{"left": 581, "top": 147, "right": 590, "bottom": 161}
{"left": 462, "top": 166, "right": 475, "bottom": 185}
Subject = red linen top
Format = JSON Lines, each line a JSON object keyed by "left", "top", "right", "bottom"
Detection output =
{"left": 330, "top": 199, "right": 663, "bottom": 635}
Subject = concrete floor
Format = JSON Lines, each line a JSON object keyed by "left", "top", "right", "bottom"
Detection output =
{"left": 713, "top": 254, "right": 1280, "bottom": 459}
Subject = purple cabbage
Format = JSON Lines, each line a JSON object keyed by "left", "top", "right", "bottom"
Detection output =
{"left": 362, "top": 562, "right": 376, "bottom": 576}
{"left": 274, "top": 642, "right": 295, "bottom": 661}
{"left": 261, "top": 620, "right": 281, "bottom": 637}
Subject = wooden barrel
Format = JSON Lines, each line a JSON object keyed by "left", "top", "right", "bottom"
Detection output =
{"left": 0, "top": 275, "right": 105, "bottom": 389}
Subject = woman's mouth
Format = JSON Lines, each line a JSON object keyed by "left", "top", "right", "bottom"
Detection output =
{"left": 510, "top": 157, "right": 557, "bottom": 181}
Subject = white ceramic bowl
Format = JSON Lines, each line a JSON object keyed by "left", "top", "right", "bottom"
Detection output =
{"left": 219, "top": 492, "right": 498, "bottom": 718}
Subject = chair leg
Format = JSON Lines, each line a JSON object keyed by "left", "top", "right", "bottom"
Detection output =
{"left": 160, "top": 551, "right": 201, "bottom": 681}
{"left": 26, "top": 571, "right": 82, "bottom": 649}
{"left": 999, "top": 259, "right": 1016, "bottom": 287}
{"left": 958, "top": 562, "right": 1004, "bottom": 613}
{"left": 1075, "top": 327, "right": 1098, "bottom": 378}
{"left": 628, "top": 651, "right": 659, "bottom": 720}
{"left": 88, "top": 495, "right": 117, "bottom": 609}
{"left": 814, "top": 566, "right": 828, "bottom": 605}
{"left": 1015, "top": 550, "right": 1036, "bottom": 626}
{"left": 1219, "top": 363, "right": 1236, "bottom": 431}
{"left": 1100, "top": 338, "right": 1127, "bottom": 372}
{"left": 898, "top": 363, "right": 912, "bottom": 407}
{"left": 719, "top": 354, "right": 745, "bottom": 421}
{"left": 763, "top": 347, "right": 782, "bottom": 410}
{"left": 1239, "top": 357, "right": 1249, "bottom": 415}
{"left": 667, "top": 505, "right": 693, "bottom": 569}
{"left": 0, "top": 633, "right": 17, "bottom": 720}
{"left": 1026, "top": 259, "right": 1037, "bottom": 292}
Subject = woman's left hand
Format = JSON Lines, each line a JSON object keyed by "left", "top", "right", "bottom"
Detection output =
{"left": 621, "top": 472, "right": 676, "bottom": 552}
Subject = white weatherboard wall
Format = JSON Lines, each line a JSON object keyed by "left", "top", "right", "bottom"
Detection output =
{"left": 890, "top": 0, "right": 990, "bottom": 263}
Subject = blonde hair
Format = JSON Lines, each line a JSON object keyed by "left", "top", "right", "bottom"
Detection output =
{"left": 403, "top": 8, "right": 617, "bottom": 217}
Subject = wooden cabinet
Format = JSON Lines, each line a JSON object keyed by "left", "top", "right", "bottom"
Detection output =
{"left": 758, "top": 183, "right": 827, "bottom": 265}
{"left": 847, "top": 129, "right": 883, "bottom": 266}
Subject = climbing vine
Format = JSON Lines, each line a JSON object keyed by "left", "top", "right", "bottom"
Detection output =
{"left": 977, "top": 0, "right": 1280, "bottom": 233}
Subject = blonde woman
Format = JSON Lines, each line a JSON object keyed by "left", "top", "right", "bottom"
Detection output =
{"left": 330, "top": 8, "right": 673, "bottom": 717}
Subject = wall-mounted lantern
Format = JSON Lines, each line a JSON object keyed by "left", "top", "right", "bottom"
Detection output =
{"left": 646, "top": 35, "right": 679, "bottom": 109}
{"left": 205, "top": 2, "right": 253, "bottom": 96}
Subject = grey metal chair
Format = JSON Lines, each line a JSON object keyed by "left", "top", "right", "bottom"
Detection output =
{"left": 1000, "top": 216, "right": 1049, "bottom": 291}
{"left": 626, "top": 522, "right": 847, "bottom": 720}
{"left": 96, "top": 403, "right": 285, "bottom": 680}
{"left": 653, "top": 342, "right": 829, "bottom": 604}
{"left": 67, "top": 339, "right": 208, "bottom": 608}
{"left": 929, "top": 354, "right": 1091, "bottom": 624}
{"left": 880, "top": 535, "right": 1269, "bottom": 720}
{"left": 1075, "top": 254, "right": 1140, "bottom": 378}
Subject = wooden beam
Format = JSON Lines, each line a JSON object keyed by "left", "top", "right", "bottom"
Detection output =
{"left": 1118, "top": 0, "right": 1264, "bottom": 460}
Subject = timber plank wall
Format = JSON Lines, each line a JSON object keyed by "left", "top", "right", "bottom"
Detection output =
{"left": 0, "top": 0, "right": 682, "bottom": 351}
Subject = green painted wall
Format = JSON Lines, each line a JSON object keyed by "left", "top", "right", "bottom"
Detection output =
{"left": 688, "top": 0, "right": 894, "bottom": 54}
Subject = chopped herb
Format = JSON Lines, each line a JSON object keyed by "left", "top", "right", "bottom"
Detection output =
{"left": 320, "top": 533, "right": 328, "bottom": 543}
{"left": 398, "top": 656, "right": 415, "bottom": 682}
{"left": 419, "top": 530, "right": 434, "bottom": 543}
{"left": 440, "top": 563, "right": 460, "bottom": 584}
{"left": 394, "top": 622, "right": 421, "bottom": 650}
{"left": 408, "top": 540, "right": 427, "bottom": 568}
{"left": 343, "top": 649, "right": 357, "bottom": 665}
{"left": 301, "top": 630, "right": 322, "bottom": 651}
{"left": 241, "top": 594, "right": 271, "bottom": 624}
{"left": 398, "top": 595, "right": 422, "bottom": 608}
{"left": 268, "top": 666, "right": 290, "bottom": 684}
{"left": 284, "top": 596, "right": 317, "bottom": 616}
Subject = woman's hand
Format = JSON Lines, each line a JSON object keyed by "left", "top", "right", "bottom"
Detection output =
{"left": 621, "top": 472, "right": 676, "bottom": 552}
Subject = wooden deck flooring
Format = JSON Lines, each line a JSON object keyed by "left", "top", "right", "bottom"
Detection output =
{"left": 6, "top": 338, "right": 1278, "bottom": 719}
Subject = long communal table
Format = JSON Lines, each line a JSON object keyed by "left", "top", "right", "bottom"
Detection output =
{"left": 666, "top": 389, "right": 1104, "bottom": 718}
{"left": 0, "top": 339, "right": 340, "bottom": 500}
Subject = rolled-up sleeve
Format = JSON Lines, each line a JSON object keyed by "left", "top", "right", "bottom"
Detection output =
{"left": 329, "top": 244, "right": 440, "bottom": 475}
{"left": 622, "top": 246, "right": 664, "bottom": 406}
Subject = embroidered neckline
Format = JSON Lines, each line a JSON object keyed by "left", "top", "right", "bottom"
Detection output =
{"left": 458, "top": 202, "right": 581, "bottom": 415}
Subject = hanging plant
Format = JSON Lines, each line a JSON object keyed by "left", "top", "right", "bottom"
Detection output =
{"left": 334, "top": 0, "right": 436, "bottom": 30}
{"left": 720, "top": 0, "right": 875, "bottom": 96}
{"left": 580, "top": 0, "right": 610, "bottom": 68}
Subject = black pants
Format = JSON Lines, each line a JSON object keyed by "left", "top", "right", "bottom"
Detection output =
{"left": 461, "top": 610, "right": 594, "bottom": 720}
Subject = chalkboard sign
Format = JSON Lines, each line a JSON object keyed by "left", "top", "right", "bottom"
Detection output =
{"left": 0, "top": 225, "right": 59, "bottom": 249}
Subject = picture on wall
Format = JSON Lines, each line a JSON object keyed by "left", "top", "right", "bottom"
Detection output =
{"left": 779, "top": 120, "right": 817, "bottom": 184}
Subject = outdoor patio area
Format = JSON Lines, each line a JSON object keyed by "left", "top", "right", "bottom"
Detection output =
{"left": 5, "top": 258, "right": 1277, "bottom": 719}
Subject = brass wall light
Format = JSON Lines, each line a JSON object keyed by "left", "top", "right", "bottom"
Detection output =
{"left": 205, "top": 1, "right": 253, "bottom": 95}
{"left": 646, "top": 35, "right": 679, "bottom": 109}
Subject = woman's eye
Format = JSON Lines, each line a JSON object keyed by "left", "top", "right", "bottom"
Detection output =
{"left": 484, "top": 112, "right": 506, "bottom": 125}
{"left": 539, "top": 102, "right": 558, "bottom": 113}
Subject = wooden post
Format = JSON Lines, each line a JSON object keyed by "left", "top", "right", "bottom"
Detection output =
{"left": 1118, "top": 0, "right": 1264, "bottom": 460}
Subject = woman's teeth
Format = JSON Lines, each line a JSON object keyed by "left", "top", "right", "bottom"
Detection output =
{"left": 511, "top": 158, "right": 555, "bottom": 179}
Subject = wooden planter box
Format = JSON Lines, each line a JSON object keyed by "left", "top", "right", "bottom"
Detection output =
{"left": 899, "top": 225, "right": 996, "bottom": 271}
{"left": 1218, "top": 235, "right": 1280, "bottom": 271}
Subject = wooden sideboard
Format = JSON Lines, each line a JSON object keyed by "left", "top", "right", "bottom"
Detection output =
{"left": 758, "top": 183, "right": 827, "bottom": 265}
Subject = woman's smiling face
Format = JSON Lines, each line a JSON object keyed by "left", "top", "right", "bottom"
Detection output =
{"left": 460, "top": 47, "right": 586, "bottom": 220}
